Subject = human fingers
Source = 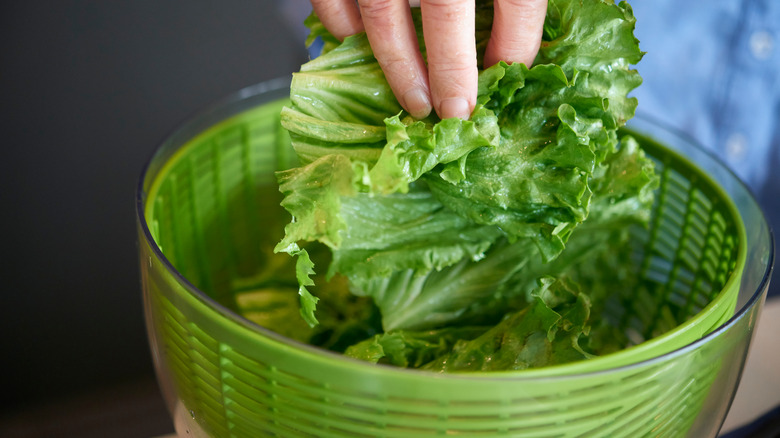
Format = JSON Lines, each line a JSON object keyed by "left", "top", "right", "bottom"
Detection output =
{"left": 483, "top": 0, "right": 547, "bottom": 68}
{"left": 421, "top": 0, "right": 477, "bottom": 120}
{"left": 358, "top": 0, "right": 433, "bottom": 119}
{"left": 310, "top": 0, "right": 364, "bottom": 40}
{"left": 357, "top": 0, "right": 433, "bottom": 119}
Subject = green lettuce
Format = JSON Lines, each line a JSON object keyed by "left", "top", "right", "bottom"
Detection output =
{"left": 344, "top": 326, "right": 487, "bottom": 368}
{"left": 350, "top": 136, "right": 657, "bottom": 332}
{"left": 269, "top": 0, "right": 654, "bottom": 371}
{"left": 422, "top": 276, "right": 594, "bottom": 372}
{"left": 344, "top": 276, "right": 594, "bottom": 371}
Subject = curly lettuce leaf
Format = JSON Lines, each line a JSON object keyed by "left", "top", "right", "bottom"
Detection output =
{"left": 274, "top": 154, "right": 357, "bottom": 252}
{"left": 588, "top": 135, "right": 658, "bottom": 223}
{"left": 420, "top": 276, "right": 593, "bottom": 372}
{"left": 344, "top": 326, "right": 486, "bottom": 368}
{"left": 425, "top": 0, "right": 643, "bottom": 261}
{"left": 275, "top": 0, "right": 647, "bottom": 334}
{"left": 368, "top": 106, "right": 499, "bottom": 194}
{"left": 292, "top": 247, "right": 319, "bottom": 326}
{"left": 538, "top": 0, "right": 643, "bottom": 125}
{"left": 354, "top": 131, "right": 657, "bottom": 332}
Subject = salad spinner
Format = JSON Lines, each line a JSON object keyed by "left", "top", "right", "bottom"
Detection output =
{"left": 137, "top": 79, "right": 774, "bottom": 437}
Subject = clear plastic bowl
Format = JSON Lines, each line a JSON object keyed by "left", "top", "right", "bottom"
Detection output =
{"left": 137, "top": 79, "right": 774, "bottom": 438}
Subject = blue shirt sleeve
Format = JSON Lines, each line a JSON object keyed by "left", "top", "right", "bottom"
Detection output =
{"left": 630, "top": 0, "right": 780, "bottom": 195}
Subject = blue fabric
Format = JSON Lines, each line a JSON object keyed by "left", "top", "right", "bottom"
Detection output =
{"left": 631, "top": 0, "right": 779, "bottom": 192}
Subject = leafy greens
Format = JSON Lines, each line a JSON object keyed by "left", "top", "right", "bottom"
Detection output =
{"left": 266, "top": 0, "right": 657, "bottom": 371}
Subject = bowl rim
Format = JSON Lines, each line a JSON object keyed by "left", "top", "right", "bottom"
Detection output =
{"left": 135, "top": 78, "right": 775, "bottom": 381}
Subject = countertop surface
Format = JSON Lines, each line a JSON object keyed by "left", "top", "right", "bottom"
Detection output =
{"left": 720, "top": 296, "right": 780, "bottom": 434}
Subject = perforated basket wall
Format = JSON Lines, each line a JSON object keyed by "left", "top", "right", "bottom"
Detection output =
{"left": 138, "top": 86, "right": 748, "bottom": 437}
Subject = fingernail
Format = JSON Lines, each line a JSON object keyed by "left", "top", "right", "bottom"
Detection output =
{"left": 403, "top": 88, "right": 432, "bottom": 119}
{"left": 439, "top": 98, "right": 471, "bottom": 120}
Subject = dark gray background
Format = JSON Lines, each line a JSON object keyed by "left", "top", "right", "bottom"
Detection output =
{"left": 0, "top": 1, "right": 308, "bottom": 435}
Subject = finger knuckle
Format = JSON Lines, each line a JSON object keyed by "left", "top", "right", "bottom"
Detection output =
{"left": 430, "top": 62, "right": 477, "bottom": 84}
{"left": 422, "top": 0, "right": 471, "bottom": 20}
{"left": 496, "top": 0, "right": 547, "bottom": 9}
{"left": 495, "top": 0, "right": 548, "bottom": 23}
{"left": 422, "top": 0, "right": 469, "bottom": 8}
{"left": 490, "top": 30, "right": 531, "bottom": 48}
{"left": 379, "top": 56, "right": 417, "bottom": 78}
{"left": 358, "top": 0, "right": 396, "bottom": 18}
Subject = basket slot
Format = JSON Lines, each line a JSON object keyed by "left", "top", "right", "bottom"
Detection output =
{"left": 156, "top": 295, "right": 231, "bottom": 435}
{"left": 629, "top": 156, "right": 741, "bottom": 342}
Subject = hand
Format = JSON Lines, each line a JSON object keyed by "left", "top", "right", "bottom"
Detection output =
{"left": 309, "top": 0, "right": 548, "bottom": 120}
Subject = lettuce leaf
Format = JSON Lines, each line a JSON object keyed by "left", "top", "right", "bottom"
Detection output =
{"left": 344, "top": 326, "right": 487, "bottom": 368}
{"left": 424, "top": 0, "right": 643, "bottom": 261}
{"left": 344, "top": 134, "right": 657, "bottom": 332}
{"left": 346, "top": 276, "right": 594, "bottom": 371}
{"left": 421, "top": 276, "right": 594, "bottom": 372}
{"left": 234, "top": 237, "right": 381, "bottom": 348}
{"left": 271, "top": 0, "right": 653, "bottom": 370}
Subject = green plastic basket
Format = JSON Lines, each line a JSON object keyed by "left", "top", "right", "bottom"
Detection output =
{"left": 137, "top": 79, "right": 773, "bottom": 437}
